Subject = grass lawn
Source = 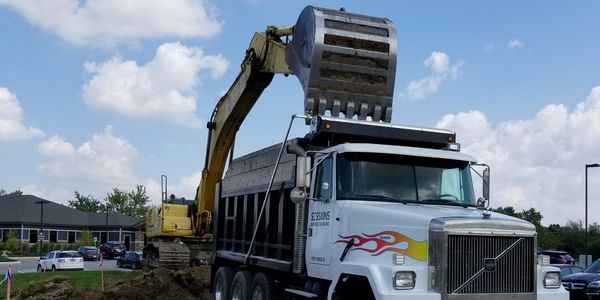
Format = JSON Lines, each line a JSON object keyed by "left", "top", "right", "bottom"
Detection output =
{"left": 0, "top": 256, "right": 17, "bottom": 262}
{"left": 0, "top": 270, "right": 138, "bottom": 297}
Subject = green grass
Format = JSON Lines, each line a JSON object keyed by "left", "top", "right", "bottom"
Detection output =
{"left": 0, "top": 256, "right": 16, "bottom": 263}
{"left": 0, "top": 270, "right": 138, "bottom": 297}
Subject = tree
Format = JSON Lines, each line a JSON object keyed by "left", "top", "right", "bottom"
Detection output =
{"left": 68, "top": 191, "right": 104, "bottom": 213}
{"left": 519, "top": 208, "right": 543, "bottom": 226}
{"left": 128, "top": 185, "right": 150, "bottom": 219}
{"left": 4, "top": 230, "right": 19, "bottom": 253}
{"left": 105, "top": 185, "right": 150, "bottom": 218}
{"left": 79, "top": 229, "right": 94, "bottom": 246}
{"left": 0, "top": 189, "right": 22, "bottom": 197}
{"left": 490, "top": 206, "right": 518, "bottom": 218}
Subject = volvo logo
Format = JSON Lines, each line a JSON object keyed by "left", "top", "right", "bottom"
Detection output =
{"left": 484, "top": 258, "right": 497, "bottom": 272}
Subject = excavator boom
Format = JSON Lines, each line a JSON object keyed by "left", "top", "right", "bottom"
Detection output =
{"left": 145, "top": 6, "right": 398, "bottom": 268}
{"left": 194, "top": 6, "right": 398, "bottom": 235}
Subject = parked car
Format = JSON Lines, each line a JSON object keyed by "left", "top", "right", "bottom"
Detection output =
{"left": 77, "top": 246, "right": 99, "bottom": 261}
{"left": 37, "top": 250, "right": 84, "bottom": 272}
{"left": 550, "top": 264, "right": 584, "bottom": 277}
{"left": 116, "top": 251, "right": 144, "bottom": 269}
{"left": 563, "top": 259, "right": 600, "bottom": 299}
{"left": 99, "top": 242, "right": 125, "bottom": 259}
{"left": 541, "top": 250, "right": 575, "bottom": 264}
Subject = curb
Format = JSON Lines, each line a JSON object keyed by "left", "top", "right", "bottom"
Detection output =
{"left": 0, "top": 260, "right": 21, "bottom": 265}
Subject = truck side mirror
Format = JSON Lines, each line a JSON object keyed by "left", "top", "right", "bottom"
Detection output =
{"left": 295, "top": 156, "right": 312, "bottom": 188}
{"left": 483, "top": 167, "right": 490, "bottom": 201}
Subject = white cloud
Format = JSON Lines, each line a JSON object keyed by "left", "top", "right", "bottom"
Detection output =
{"left": 405, "top": 51, "right": 463, "bottom": 101}
{"left": 435, "top": 86, "right": 600, "bottom": 225}
{"left": 507, "top": 39, "right": 524, "bottom": 49}
{"left": 0, "top": 0, "right": 222, "bottom": 47}
{"left": 0, "top": 87, "right": 45, "bottom": 141}
{"left": 38, "top": 126, "right": 138, "bottom": 186}
{"left": 82, "top": 42, "right": 229, "bottom": 128}
{"left": 21, "top": 184, "right": 45, "bottom": 197}
{"left": 484, "top": 42, "right": 497, "bottom": 53}
{"left": 143, "top": 171, "right": 201, "bottom": 206}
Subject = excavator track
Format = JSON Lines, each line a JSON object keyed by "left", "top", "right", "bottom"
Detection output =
{"left": 144, "top": 240, "right": 190, "bottom": 269}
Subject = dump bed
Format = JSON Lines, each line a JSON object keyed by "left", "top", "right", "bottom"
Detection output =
{"left": 214, "top": 139, "right": 306, "bottom": 272}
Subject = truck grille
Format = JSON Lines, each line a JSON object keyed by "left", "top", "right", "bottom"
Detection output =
{"left": 447, "top": 235, "right": 535, "bottom": 294}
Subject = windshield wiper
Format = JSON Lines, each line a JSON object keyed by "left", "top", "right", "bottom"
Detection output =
{"left": 343, "top": 194, "right": 415, "bottom": 204}
{"left": 419, "top": 199, "right": 475, "bottom": 208}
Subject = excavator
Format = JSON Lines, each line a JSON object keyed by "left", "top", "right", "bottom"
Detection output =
{"left": 144, "top": 5, "right": 398, "bottom": 269}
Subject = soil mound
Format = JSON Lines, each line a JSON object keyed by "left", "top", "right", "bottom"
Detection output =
{"left": 99, "top": 267, "right": 212, "bottom": 300}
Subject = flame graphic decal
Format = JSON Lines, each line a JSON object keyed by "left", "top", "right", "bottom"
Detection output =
{"left": 335, "top": 231, "right": 427, "bottom": 261}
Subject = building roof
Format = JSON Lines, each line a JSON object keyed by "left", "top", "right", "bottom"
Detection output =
{"left": 0, "top": 194, "right": 143, "bottom": 229}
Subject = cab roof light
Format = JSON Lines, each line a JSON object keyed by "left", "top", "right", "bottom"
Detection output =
{"left": 447, "top": 142, "right": 461, "bottom": 151}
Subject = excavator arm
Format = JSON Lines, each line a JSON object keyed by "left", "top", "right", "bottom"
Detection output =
{"left": 194, "top": 29, "right": 292, "bottom": 233}
{"left": 193, "top": 6, "right": 399, "bottom": 235}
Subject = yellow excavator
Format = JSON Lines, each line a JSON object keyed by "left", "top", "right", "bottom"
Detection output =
{"left": 144, "top": 5, "right": 397, "bottom": 268}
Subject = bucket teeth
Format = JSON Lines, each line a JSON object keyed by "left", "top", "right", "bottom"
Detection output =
{"left": 288, "top": 6, "right": 397, "bottom": 123}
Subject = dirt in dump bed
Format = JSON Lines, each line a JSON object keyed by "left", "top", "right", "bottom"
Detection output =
{"left": 98, "top": 267, "right": 212, "bottom": 300}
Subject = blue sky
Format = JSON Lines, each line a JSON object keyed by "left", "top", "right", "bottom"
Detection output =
{"left": 1, "top": 0, "right": 600, "bottom": 225}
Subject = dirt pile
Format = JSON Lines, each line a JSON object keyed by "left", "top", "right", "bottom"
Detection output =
{"left": 17, "top": 276, "right": 81, "bottom": 300}
{"left": 100, "top": 267, "right": 212, "bottom": 300}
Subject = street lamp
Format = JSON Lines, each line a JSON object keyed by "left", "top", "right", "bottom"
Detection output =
{"left": 105, "top": 204, "right": 111, "bottom": 244}
{"left": 585, "top": 163, "right": 600, "bottom": 267}
{"left": 35, "top": 199, "right": 50, "bottom": 258}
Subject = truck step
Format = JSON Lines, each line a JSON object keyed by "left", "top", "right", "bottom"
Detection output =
{"left": 284, "top": 288, "right": 318, "bottom": 299}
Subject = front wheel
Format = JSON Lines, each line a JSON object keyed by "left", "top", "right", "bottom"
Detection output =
{"left": 37, "top": 265, "right": 44, "bottom": 272}
{"left": 51, "top": 265, "right": 56, "bottom": 271}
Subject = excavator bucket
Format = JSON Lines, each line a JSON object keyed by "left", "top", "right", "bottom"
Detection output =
{"left": 286, "top": 6, "right": 397, "bottom": 122}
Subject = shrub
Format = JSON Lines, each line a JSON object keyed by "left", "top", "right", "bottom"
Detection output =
{"left": 4, "top": 231, "right": 19, "bottom": 253}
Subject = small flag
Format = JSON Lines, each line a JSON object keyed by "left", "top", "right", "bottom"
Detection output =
{"left": 2, "top": 266, "right": 12, "bottom": 300}
{"left": 0, "top": 266, "right": 11, "bottom": 288}
{"left": 99, "top": 252, "right": 103, "bottom": 269}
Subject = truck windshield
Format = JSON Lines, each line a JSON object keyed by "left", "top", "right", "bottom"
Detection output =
{"left": 336, "top": 153, "right": 476, "bottom": 206}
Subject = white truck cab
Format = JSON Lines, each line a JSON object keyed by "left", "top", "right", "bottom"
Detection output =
{"left": 299, "top": 119, "right": 567, "bottom": 299}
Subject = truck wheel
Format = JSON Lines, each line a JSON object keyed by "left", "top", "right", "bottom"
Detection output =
{"left": 37, "top": 265, "right": 44, "bottom": 272}
{"left": 231, "top": 270, "right": 253, "bottom": 300}
{"left": 213, "top": 267, "right": 234, "bottom": 300}
{"left": 250, "top": 272, "right": 277, "bottom": 300}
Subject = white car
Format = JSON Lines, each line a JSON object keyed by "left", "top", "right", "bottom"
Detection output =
{"left": 37, "top": 250, "right": 84, "bottom": 272}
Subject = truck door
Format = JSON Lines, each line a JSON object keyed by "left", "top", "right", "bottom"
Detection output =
{"left": 307, "top": 154, "right": 334, "bottom": 265}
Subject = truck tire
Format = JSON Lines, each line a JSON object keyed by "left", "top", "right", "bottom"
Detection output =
{"left": 213, "top": 267, "right": 234, "bottom": 300}
{"left": 231, "top": 270, "right": 253, "bottom": 300}
{"left": 250, "top": 272, "right": 277, "bottom": 300}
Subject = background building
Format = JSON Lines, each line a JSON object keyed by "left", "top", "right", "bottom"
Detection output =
{"left": 0, "top": 194, "right": 145, "bottom": 251}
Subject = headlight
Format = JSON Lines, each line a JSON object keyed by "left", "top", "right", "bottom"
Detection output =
{"left": 588, "top": 280, "right": 600, "bottom": 289}
{"left": 394, "top": 271, "right": 415, "bottom": 290}
{"left": 543, "top": 271, "right": 561, "bottom": 289}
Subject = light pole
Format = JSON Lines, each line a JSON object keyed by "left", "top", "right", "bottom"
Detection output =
{"left": 35, "top": 199, "right": 50, "bottom": 258}
{"left": 105, "top": 204, "right": 111, "bottom": 244}
{"left": 585, "top": 163, "right": 599, "bottom": 267}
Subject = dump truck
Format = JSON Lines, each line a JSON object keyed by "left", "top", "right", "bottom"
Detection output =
{"left": 145, "top": 5, "right": 569, "bottom": 300}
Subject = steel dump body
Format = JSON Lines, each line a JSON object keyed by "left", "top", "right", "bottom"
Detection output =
{"left": 214, "top": 139, "right": 305, "bottom": 272}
